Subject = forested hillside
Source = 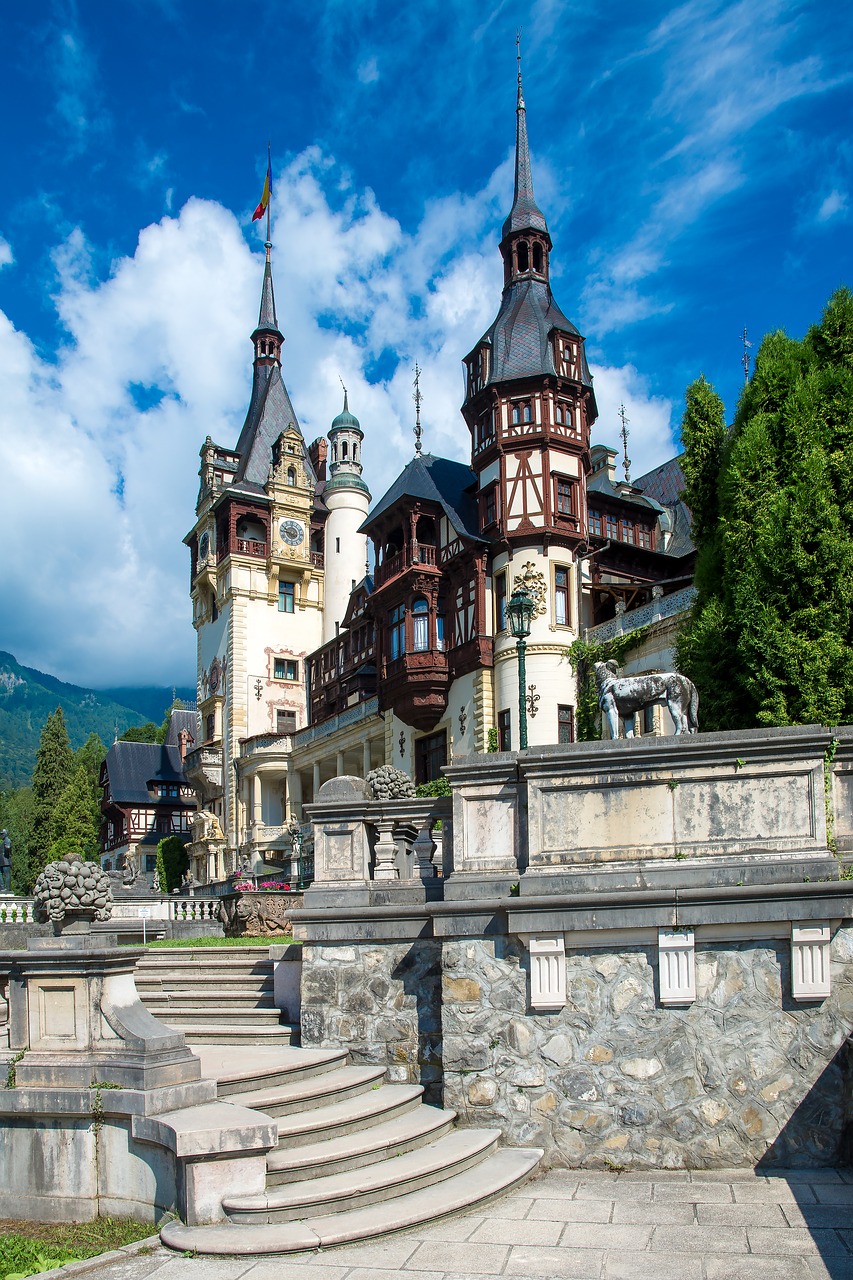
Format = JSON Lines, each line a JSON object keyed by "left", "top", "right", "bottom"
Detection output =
{"left": 0, "top": 652, "right": 146, "bottom": 788}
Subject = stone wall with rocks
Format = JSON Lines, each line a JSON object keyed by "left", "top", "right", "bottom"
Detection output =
{"left": 441, "top": 930, "right": 853, "bottom": 1170}
{"left": 300, "top": 940, "right": 443, "bottom": 1104}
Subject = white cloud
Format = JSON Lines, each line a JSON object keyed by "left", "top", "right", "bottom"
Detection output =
{"left": 0, "top": 236, "right": 13, "bottom": 269}
{"left": 0, "top": 148, "right": 676, "bottom": 688}
{"left": 589, "top": 363, "right": 676, "bottom": 482}
{"left": 357, "top": 56, "right": 379, "bottom": 85}
{"left": 816, "top": 189, "right": 848, "bottom": 223}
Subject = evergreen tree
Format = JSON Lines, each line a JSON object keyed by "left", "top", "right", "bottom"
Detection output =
{"left": 156, "top": 835, "right": 189, "bottom": 892}
{"left": 48, "top": 766, "right": 100, "bottom": 861}
{"left": 74, "top": 732, "right": 107, "bottom": 837}
{"left": 29, "top": 707, "right": 74, "bottom": 881}
{"left": 120, "top": 722, "right": 160, "bottom": 743}
{"left": 0, "top": 785, "right": 34, "bottom": 894}
{"left": 677, "top": 287, "right": 853, "bottom": 730}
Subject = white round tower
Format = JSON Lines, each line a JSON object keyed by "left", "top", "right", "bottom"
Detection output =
{"left": 323, "top": 391, "right": 371, "bottom": 643}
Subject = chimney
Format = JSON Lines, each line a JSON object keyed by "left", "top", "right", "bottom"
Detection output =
{"left": 309, "top": 436, "right": 328, "bottom": 482}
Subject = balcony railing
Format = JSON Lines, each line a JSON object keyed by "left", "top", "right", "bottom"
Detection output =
{"left": 586, "top": 585, "right": 697, "bottom": 644}
{"left": 311, "top": 551, "right": 325, "bottom": 569}
{"left": 374, "top": 543, "right": 438, "bottom": 587}
{"left": 236, "top": 539, "right": 267, "bottom": 557}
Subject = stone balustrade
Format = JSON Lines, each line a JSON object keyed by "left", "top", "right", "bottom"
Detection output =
{"left": 0, "top": 898, "right": 35, "bottom": 925}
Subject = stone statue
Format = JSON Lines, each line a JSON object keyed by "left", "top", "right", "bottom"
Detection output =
{"left": 0, "top": 829, "right": 11, "bottom": 893}
{"left": 33, "top": 856, "right": 113, "bottom": 927}
{"left": 191, "top": 809, "right": 224, "bottom": 843}
{"left": 365, "top": 765, "right": 416, "bottom": 799}
{"left": 593, "top": 660, "right": 699, "bottom": 738}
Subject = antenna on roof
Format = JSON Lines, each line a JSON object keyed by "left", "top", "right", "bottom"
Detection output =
{"left": 413, "top": 362, "right": 423, "bottom": 456}
{"left": 618, "top": 403, "right": 631, "bottom": 484}
{"left": 741, "top": 326, "right": 753, "bottom": 382}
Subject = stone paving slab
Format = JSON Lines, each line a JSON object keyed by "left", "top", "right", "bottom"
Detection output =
{"left": 53, "top": 1167, "right": 853, "bottom": 1280}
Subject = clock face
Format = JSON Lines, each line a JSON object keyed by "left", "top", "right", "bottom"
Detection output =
{"left": 279, "top": 519, "right": 304, "bottom": 546}
{"left": 199, "top": 532, "right": 210, "bottom": 561}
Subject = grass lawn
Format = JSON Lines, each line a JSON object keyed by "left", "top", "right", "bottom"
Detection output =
{"left": 141, "top": 935, "right": 301, "bottom": 948}
{"left": 0, "top": 1218, "right": 156, "bottom": 1278}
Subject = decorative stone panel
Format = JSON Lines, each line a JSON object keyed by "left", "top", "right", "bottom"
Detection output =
{"left": 791, "top": 922, "right": 831, "bottom": 1000}
{"left": 658, "top": 929, "right": 696, "bottom": 1004}
{"left": 529, "top": 936, "right": 567, "bottom": 1010}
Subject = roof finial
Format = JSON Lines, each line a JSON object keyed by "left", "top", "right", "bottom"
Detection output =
{"left": 741, "top": 325, "right": 753, "bottom": 382}
{"left": 619, "top": 403, "right": 631, "bottom": 484}
{"left": 339, "top": 374, "right": 348, "bottom": 412}
{"left": 516, "top": 28, "right": 524, "bottom": 109}
{"left": 413, "top": 362, "right": 423, "bottom": 456}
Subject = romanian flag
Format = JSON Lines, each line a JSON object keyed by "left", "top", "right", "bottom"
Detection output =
{"left": 252, "top": 158, "right": 271, "bottom": 222}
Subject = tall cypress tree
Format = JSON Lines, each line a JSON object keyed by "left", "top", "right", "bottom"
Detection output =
{"left": 29, "top": 707, "right": 75, "bottom": 882}
{"left": 48, "top": 766, "right": 100, "bottom": 861}
{"left": 677, "top": 287, "right": 853, "bottom": 730}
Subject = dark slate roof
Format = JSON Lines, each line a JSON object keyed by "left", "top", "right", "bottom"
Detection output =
{"left": 256, "top": 249, "right": 279, "bottom": 332}
{"left": 229, "top": 250, "right": 317, "bottom": 493}
{"left": 474, "top": 279, "right": 594, "bottom": 392}
{"left": 634, "top": 454, "right": 687, "bottom": 508}
{"left": 232, "top": 364, "right": 311, "bottom": 489}
{"left": 502, "top": 79, "right": 548, "bottom": 240}
{"left": 164, "top": 709, "right": 197, "bottom": 748}
{"left": 361, "top": 454, "right": 485, "bottom": 543}
{"left": 587, "top": 470, "right": 663, "bottom": 514}
{"left": 103, "top": 742, "right": 189, "bottom": 806}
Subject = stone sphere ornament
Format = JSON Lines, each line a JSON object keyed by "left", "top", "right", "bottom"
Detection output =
{"left": 365, "top": 765, "right": 416, "bottom": 800}
{"left": 33, "top": 856, "right": 113, "bottom": 932}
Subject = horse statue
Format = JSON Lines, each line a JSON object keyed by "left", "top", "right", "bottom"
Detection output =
{"left": 593, "top": 660, "right": 699, "bottom": 738}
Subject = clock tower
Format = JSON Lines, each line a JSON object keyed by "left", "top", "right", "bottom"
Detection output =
{"left": 185, "top": 240, "right": 325, "bottom": 851}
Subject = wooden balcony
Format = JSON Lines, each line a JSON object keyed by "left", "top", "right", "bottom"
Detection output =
{"left": 380, "top": 648, "right": 449, "bottom": 731}
{"left": 374, "top": 543, "right": 438, "bottom": 588}
{"left": 235, "top": 538, "right": 267, "bottom": 557}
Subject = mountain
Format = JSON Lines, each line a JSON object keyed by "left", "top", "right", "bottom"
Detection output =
{"left": 94, "top": 686, "right": 196, "bottom": 724}
{"left": 0, "top": 653, "right": 188, "bottom": 790}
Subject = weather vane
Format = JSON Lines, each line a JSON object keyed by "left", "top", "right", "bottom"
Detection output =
{"left": 413, "top": 362, "right": 423, "bottom": 456}
{"left": 741, "top": 326, "right": 753, "bottom": 382}
{"left": 339, "top": 374, "right": 347, "bottom": 398}
{"left": 618, "top": 403, "right": 631, "bottom": 484}
{"left": 516, "top": 28, "right": 524, "bottom": 104}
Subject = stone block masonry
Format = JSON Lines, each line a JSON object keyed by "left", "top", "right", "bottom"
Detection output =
{"left": 441, "top": 932, "right": 853, "bottom": 1170}
{"left": 300, "top": 939, "right": 444, "bottom": 1103}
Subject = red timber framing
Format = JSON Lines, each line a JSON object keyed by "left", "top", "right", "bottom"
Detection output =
{"left": 215, "top": 499, "right": 271, "bottom": 561}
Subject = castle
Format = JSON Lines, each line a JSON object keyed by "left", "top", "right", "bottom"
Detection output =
{"left": 183, "top": 67, "right": 694, "bottom": 882}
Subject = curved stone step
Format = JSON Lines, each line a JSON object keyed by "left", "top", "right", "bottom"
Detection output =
{"left": 238, "top": 1064, "right": 386, "bottom": 1117}
{"left": 215, "top": 1048, "right": 348, "bottom": 1099}
{"left": 155, "top": 1008, "right": 284, "bottom": 1026}
{"left": 225, "top": 1127, "right": 500, "bottom": 1222}
{"left": 265, "top": 1103, "right": 456, "bottom": 1185}
{"left": 160, "top": 1146, "right": 543, "bottom": 1254}
{"left": 182, "top": 1024, "right": 297, "bottom": 1045}
{"left": 275, "top": 1082, "right": 424, "bottom": 1147}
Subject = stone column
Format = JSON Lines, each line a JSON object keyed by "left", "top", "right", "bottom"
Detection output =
{"left": 336, "top": 750, "right": 345, "bottom": 778}
{"left": 313, "top": 761, "right": 321, "bottom": 799}
{"left": 362, "top": 740, "right": 372, "bottom": 777}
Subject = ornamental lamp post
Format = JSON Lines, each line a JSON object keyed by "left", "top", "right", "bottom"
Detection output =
{"left": 507, "top": 583, "right": 535, "bottom": 750}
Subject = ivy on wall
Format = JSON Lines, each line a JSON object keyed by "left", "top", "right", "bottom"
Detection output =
{"left": 567, "top": 627, "right": 650, "bottom": 741}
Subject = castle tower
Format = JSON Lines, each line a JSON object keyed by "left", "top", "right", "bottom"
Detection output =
{"left": 185, "top": 240, "right": 324, "bottom": 854}
{"left": 322, "top": 391, "right": 371, "bottom": 643}
{"left": 460, "top": 57, "right": 598, "bottom": 749}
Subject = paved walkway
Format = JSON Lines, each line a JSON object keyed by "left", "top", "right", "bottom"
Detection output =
{"left": 78, "top": 1167, "right": 853, "bottom": 1280}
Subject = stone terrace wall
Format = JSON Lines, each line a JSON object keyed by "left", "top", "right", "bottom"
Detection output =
{"left": 442, "top": 931, "right": 853, "bottom": 1170}
{"left": 300, "top": 939, "right": 443, "bottom": 1104}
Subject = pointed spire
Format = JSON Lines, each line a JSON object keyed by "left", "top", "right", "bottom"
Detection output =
{"left": 502, "top": 32, "right": 548, "bottom": 241}
{"left": 257, "top": 241, "right": 279, "bottom": 332}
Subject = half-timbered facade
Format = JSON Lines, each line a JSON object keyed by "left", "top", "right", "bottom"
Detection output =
{"left": 184, "top": 65, "right": 697, "bottom": 878}
{"left": 99, "top": 739, "right": 195, "bottom": 883}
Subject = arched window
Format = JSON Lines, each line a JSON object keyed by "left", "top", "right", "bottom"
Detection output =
{"left": 532, "top": 243, "right": 544, "bottom": 273}
{"left": 353, "top": 443, "right": 358, "bottom": 461}
{"left": 342, "top": 441, "right": 348, "bottom": 459}
{"left": 523, "top": 401, "right": 533, "bottom": 423}
{"left": 287, "top": 467, "right": 296, "bottom": 486}
{"left": 332, "top": 443, "right": 338, "bottom": 461}
{"left": 412, "top": 597, "right": 430, "bottom": 651}
{"left": 389, "top": 603, "right": 405, "bottom": 660}
{"left": 516, "top": 241, "right": 529, "bottom": 272}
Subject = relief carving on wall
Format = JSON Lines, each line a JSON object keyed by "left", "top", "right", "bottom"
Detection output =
{"left": 512, "top": 561, "right": 548, "bottom": 617}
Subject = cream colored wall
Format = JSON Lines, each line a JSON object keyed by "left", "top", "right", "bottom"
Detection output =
{"left": 323, "top": 488, "right": 370, "bottom": 643}
{"left": 490, "top": 547, "right": 580, "bottom": 749}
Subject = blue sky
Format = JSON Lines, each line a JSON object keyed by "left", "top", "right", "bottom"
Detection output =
{"left": 0, "top": 0, "right": 850, "bottom": 689}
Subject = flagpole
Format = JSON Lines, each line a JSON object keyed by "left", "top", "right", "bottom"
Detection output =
{"left": 265, "top": 140, "right": 271, "bottom": 247}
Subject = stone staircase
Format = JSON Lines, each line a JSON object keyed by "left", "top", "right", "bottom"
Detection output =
{"left": 160, "top": 1044, "right": 542, "bottom": 1253}
{"left": 135, "top": 946, "right": 296, "bottom": 1045}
